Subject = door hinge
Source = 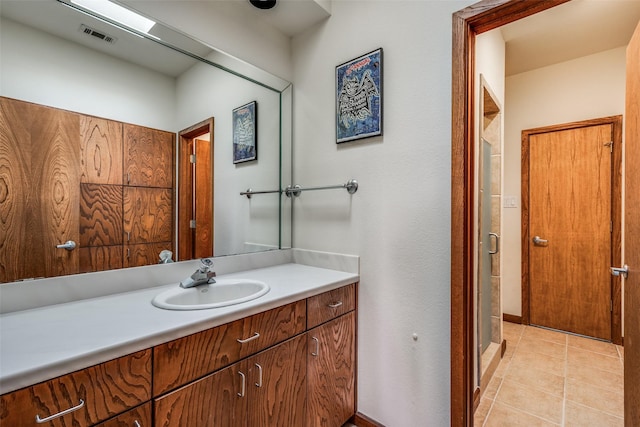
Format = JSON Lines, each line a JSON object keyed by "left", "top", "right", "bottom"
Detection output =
{"left": 604, "top": 141, "right": 613, "bottom": 153}
{"left": 190, "top": 219, "right": 196, "bottom": 229}
{"left": 190, "top": 154, "right": 196, "bottom": 164}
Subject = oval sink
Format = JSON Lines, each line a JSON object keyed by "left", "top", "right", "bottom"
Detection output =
{"left": 152, "top": 279, "right": 270, "bottom": 310}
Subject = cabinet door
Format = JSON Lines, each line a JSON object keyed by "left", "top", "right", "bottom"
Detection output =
{"left": 123, "top": 187, "right": 172, "bottom": 244}
{"left": 307, "top": 312, "right": 356, "bottom": 427}
{"left": 154, "top": 361, "right": 246, "bottom": 427}
{"left": 246, "top": 335, "right": 307, "bottom": 427}
{"left": 94, "top": 402, "right": 151, "bottom": 427}
{"left": 0, "top": 97, "right": 80, "bottom": 282}
{"left": 0, "top": 350, "right": 151, "bottom": 427}
{"left": 124, "top": 124, "right": 174, "bottom": 188}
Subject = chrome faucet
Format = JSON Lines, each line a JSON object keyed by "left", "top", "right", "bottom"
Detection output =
{"left": 180, "top": 258, "right": 216, "bottom": 288}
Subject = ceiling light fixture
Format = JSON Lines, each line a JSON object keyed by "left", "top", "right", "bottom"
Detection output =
{"left": 70, "top": 0, "right": 155, "bottom": 33}
{"left": 249, "top": 0, "right": 277, "bottom": 10}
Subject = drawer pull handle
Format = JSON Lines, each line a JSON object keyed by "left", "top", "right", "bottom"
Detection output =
{"left": 255, "top": 363, "right": 263, "bottom": 387}
{"left": 328, "top": 301, "right": 343, "bottom": 308}
{"left": 134, "top": 421, "right": 141, "bottom": 427}
{"left": 238, "top": 371, "right": 246, "bottom": 397}
{"left": 35, "top": 399, "right": 85, "bottom": 423}
{"left": 311, "top": 336, "right": 320, "bottom": 357}
{"left": 237, "top": 332, "right": 260, "bottom": 343}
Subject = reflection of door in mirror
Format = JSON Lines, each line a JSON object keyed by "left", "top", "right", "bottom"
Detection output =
{"left": 0, "top": 96, "right": 175, "bottom": 283}
{"left": 178, "top": 118, "right": 214, "bottom": 260}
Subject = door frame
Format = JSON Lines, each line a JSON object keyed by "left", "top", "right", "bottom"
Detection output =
{"left": 521, "top": 116, "right": 623, "bottom": 344}
{"left": 450, "top": 0, "right": 571, "bottom": 425}
{"left": 177, "top": 117, "right": 214, "bottom": 260}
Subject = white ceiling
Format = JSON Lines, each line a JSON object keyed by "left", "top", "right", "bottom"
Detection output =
{"left": 501, "top": 0, "right": 640, "bottom": 76}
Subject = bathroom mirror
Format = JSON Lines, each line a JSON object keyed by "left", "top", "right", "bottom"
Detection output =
{"left": 0, "top": 0, "right": 292, "bottom": 283}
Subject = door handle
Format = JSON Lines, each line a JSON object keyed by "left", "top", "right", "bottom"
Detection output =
{"left": 488, "top": 233, "right": 499, "bottom": 254}
{"left": 610, "top": 265, "right": 629, "bottom": 279}
{"left": 532, "top": 236, "right": 548, "bottom": 246}
{"left": 56, "top": 240, "right": 77, "bottom": 251}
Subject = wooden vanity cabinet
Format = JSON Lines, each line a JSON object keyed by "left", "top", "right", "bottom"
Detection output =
{"left": 0, "top": 350, "right": 151, "bottom": 427}
{"left": 153, "top": 300, "right": 306, "bottom": 396}
{"left": 154, "top": 335, "right": 307, "bottom": 427}
{"left": 307, "top": 285, "right": 357, "bottom": 427}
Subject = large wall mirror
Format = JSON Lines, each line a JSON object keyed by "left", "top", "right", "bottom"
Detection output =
{"left": 0, "top": 0, "right": 292, "bottom": 283}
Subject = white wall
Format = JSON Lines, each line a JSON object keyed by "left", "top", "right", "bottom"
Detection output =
{"left": 502, "top": 47, "right": 627, "bottom": 316}
{"left": 291, "top": 1, "right": 473, "bottom": 424}
{"left": 176, "top": 61, "right": 282, "bottom": 255}
{"left": 0, "top": 18, "right": 176, "bottom": 131}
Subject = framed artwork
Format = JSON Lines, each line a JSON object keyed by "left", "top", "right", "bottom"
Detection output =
{"left": 233, "top": 101, "right": 257, "bottom": 163}
{"left": 336, "top": 48, "right": 383, "bottom": 143}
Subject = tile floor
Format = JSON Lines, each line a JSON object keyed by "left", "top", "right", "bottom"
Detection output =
{"left": 475, "top": 322, "right": 624, "bottom": 426}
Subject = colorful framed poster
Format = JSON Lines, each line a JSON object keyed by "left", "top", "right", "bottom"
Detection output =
{"left": 336, "top": 48, "right": 383, "bottom": 143}
{"left": 232, "top": 101, "right": 257, "bottom": 163}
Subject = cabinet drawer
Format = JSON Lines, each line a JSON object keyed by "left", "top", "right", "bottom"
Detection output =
{"left": 94, "top": 402, "right": 151, "bottom": 427}
{"left": 0, "top": 350, "right": 151, "bottom": 427}
{"left": 153, "top": 300, "right": 306, "bottom": 396}
{"left": 307, "top": 283, "right": 356, "bottom": 329}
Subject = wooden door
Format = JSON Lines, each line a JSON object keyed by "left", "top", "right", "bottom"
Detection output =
{"left": 307, "top": 312, "right": 356, "bottom": 427}
{"left": 624, "top": 18, "right": 640, "bottom": 426}
{"left": 194, "top": 138, "right": 213, "bottom": 258}
{"left": 178, "top": 119, "right": 214, "bottom": 261}
{"left": 527, "top": 123, "right": 613, "bottom": 340}
{"left": 246, "top": 335, "right": 307, "bottom": 426}
{"left": 0, "top": 97, "right": 80, "bottom": 282}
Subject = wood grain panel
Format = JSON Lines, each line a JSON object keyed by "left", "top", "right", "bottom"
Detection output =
{"left": 307, "top": 283, "right": 356, "bottom": 329}
{"left": 0, "top": 98, "right": 80, "bottom": 281}
{"left": 80, "top": 184, "right": 123, "bottom": 246}
{"left": 0, "top": 350, "right": 151, "bottom": 426}
{"left": 154, "top": 360, "right": 245, "bottom": 427}
{"left": 0, "top": 97, "right": 32, "bottom": 282}
{"left": 307, "top": 312, "right": 356, "bottom": 427}
{"left": 32, "top": 104, "right": 81, "bottom": 279}
{"left": 124, "top": 242, "right": 172, "bottom": 268}
{"left": 124, "top": 124, "right": 174, "bottom": 188}
{"left": 94, "top": 402, "right": 150, "bottom": 427}
{"left": 153, "top": 301, "right": 306, "bottom": 397}
{"left": 247, "top": 335, "right": 307, "bottom": 426}
{"left": 624, "top": 19, "right": 640, "bottom": 426}
{"left": 528, "top": 124, "right": 612, "bottom": 339}
{"left": 80, "top": 115, "right": 122, "bottom": 185}
{"left": 79, "top": 245, "right": 123, "bottom": 273}
{"left": 123, "top": 187, "right": 172, "bottom": 244}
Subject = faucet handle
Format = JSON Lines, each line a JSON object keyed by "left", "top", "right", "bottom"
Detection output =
{"left": 199, "top": 258, "right": 214, "bottom": 272}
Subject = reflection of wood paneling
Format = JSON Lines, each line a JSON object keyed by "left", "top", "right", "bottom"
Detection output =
{"left": 0, "top": 98, "right": 31, "bottom": 282}
{"left": 79, "top": 245, "right": 123, "bottom": 273}
{"left": 1, "top": 97, "right": 175, "bottom": 281}
{"left": 80, "top": 116, "right": 123, "bottom": 185}
{"left": 0, "top": 97, "right": 80, "bottom": 282}
{"left": 125, "top": 242, "right": 172, "bottom": 268}
{"left": 124, "top": 124, "right": 174, "bottom": 188}
{"left": 124, "top": 187, "right": 172, "bottom": 244}
{"left": 80, "top": 184, "right": 123, "bottom": 246}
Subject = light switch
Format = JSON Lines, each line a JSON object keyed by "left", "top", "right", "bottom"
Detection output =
{"left": 503, "top": 196, "right": 518, "bottom": 208}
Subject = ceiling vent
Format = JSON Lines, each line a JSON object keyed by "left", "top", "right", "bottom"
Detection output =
{"left": 78, "top": 24, "right": 117, "bottom": 45}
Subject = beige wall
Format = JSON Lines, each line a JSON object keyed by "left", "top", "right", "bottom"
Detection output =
{"left": 502, "top": 47, "right": 627, "bottom": 317}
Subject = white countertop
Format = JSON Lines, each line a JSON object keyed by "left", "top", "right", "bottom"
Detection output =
{"left": 0, "top": 263, "right": 358, "bottom": 395}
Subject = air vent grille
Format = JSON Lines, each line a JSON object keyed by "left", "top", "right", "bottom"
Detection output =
{"left": 79, "top": 24, "right": 117, "bottom": 44}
